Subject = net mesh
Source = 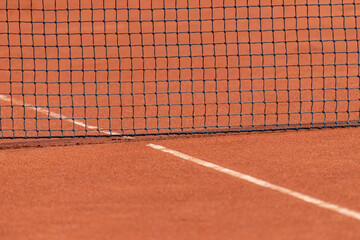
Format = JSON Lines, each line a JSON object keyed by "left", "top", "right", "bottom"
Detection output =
{"left": 0, "top": 0, "right": 359, "bottom": 138}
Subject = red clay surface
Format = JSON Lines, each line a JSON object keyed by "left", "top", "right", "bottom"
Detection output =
{"left": 0, "top": 1, "right": 360, "bottom": 239}
{"left": 1, "top": 126, "right": 360, "bottom": 240}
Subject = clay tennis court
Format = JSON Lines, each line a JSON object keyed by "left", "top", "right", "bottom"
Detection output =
{"left": 1, "top": 128, "right": 360, "bottom": 239}
{"left": 1, "top": 0, "right": 360, "bottom": 239}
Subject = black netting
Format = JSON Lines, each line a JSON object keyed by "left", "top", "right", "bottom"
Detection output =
{"left": 0, "top": 0, "right": 359, "bottom": 138}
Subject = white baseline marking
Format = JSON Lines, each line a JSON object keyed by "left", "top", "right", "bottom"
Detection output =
{"left": 147, "top": 143, "right": 360, "bottom": 221}
{"left": 0, "top": 95, "right": 133, "bottom": 139}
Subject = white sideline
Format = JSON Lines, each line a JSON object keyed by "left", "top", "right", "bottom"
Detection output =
{"left": 147, "top": 143, "right": 360, "bottom": 222}
{"left": 0, "top": 94, "right": 133, "bottom": 139}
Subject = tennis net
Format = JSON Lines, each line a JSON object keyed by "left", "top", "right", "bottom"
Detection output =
{"left": 0, "top": 0, "right": 359, "bottom": 138}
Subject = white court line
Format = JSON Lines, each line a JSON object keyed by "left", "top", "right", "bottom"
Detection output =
{"left": 0, "top": 95, "right": 133, "bottom": 139}
{"left": 147, "top": 143, "right": 360, "bottom": 222}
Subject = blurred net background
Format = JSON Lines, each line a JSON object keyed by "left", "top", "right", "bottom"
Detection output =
{"left": 0, "top": 0, "right": 359, "bottom": 138}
